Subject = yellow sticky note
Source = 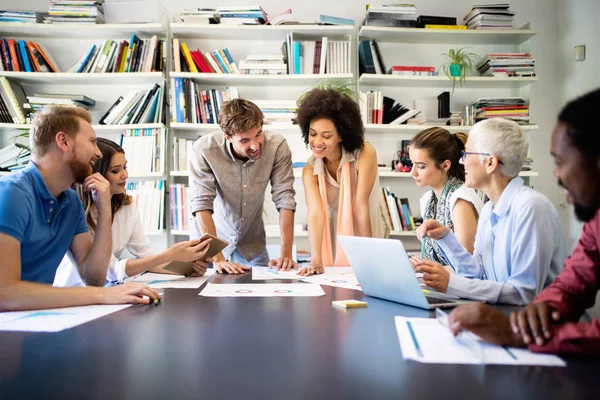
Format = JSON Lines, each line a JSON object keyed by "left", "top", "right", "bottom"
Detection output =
{"left": 332, "top": 300, "right": 368, "bottom": 309}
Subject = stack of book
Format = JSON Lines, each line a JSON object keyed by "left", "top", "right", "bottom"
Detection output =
{"left": 465, "top": 97, "right": 530, "bottom": 125}
{"left": 68, "top": 35, "right": 164, "bottom": 74}
{"left": 463, "top": 3, "right": 514, "bottom": 30}
{"left": 170, "top": 79, "right": 239, "bottom": 124}
{"left": 0, "top": 77, "right": 27, "bottom": 123}
{"left": 180, "top": 8, "right": 219, "bottom": 24}
{"left": 0, "top": 38, "right": 60, "bottom": 72}
{"left": 380, "top": 187, "right": 416, "bottom": 233}
{"left": 358, "top": 40, "right": 386, "bottom": 75}
{"left": 129, "top": 180, "right": 165, "bottom": 232}
{"left": 0, "top": 10, "right": 44, "bottom": 23}
{"left": 172, "top": 138, "right": 194, "bottom": 172}
{"left": 174, "top": 40, "right": 239, "bottom": 74}
{"left": 46, "top": 0, "right": 105, "bottom": 24}
{"left": 217, "top": 5, "right": 267, "bottom": 25}
{"left": 359, "top": 92, "right": 420, "bottom": 125}
{"left": 99, "top": 83, "right": 165, "bottom": 125}
{"left": 119, "top": 128, "right": 165, "bottom": 175}
{"left": 169, "top": 183, "right": 190, "bottom": 232}
{"left": 476, "top": 53, "right": 535, "bottom": 77}
{"left": 251, "top": 100, "right": 297, "bottom": 125}
{"left": 389, "top": 66, "right": 437, "bottom": 76}
{"left": 449, "top": 112, "right": 464, "bottom": 126}
{"left": 362, "top": 4, "right": 417, "bottom": 27}
{"left": 239, "top": 54, "right": 287, "bottom": 75}
{"left": 0, "top": 143, "right": 31, "bottom": 172}
{"left": 316, "top": 14, "right": 354, "bottom": 26}
{"left": 24, "top": 93, "right": 95, "bottom": 120}
{"left": 416, "top": 15, "right": 458, "bottom": 28}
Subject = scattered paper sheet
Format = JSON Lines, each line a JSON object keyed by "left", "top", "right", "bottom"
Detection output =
{"left": 394, "top": 316, "right": 566, "bottom": 366}
{"left": 251, "top": 267, "right": 304, "bottom": 280}
{"left": 126, "top": 270, "right": 215, "bottom": 289}
{"left": 199, "top": 283, "right": 326, "bottom": 297}
{"left": 0, "top": 304, "right": 131, "bottom": 332}
{"left": 299, "top": 267, "right": 362, "bottom": 291}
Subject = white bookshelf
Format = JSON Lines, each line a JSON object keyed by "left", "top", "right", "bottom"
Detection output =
{"left": 363, "top": 123, "right": 539, "bottom": 133}
{"left": 171, "top": 23, "right": 354, "bottom": 41}
{"left": 358, "top": 74, "right": 537, "bottom": 88}
{"left": 0, "top": 22, "right": 165, "bottom": 39}
{"left": 170, "top": 72, "right": 353, "bottom": 87}
{"left": 358, "top": 25, "right": 536, "bottom": 45}
{"left": 0, "top": 72, "right": 164, "bottom": 85}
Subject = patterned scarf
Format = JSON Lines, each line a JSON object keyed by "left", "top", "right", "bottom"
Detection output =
{"left": 422, "top": 177, "right": 463, "bottom": 265}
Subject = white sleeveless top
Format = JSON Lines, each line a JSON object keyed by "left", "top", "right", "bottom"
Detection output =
{"left": 419, "top": 184, "right": 485, "bottom": 224}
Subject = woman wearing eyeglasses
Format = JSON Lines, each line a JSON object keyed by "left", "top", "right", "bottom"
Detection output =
{"left": 409, "top": 127, "right": 483, "bottom": 266}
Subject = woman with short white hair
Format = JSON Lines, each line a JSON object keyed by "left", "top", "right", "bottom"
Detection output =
{"left": 413, "top": 118, "right": 568, "bottom": 306}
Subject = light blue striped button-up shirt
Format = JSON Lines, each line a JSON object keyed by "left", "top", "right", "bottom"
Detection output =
{"left": 435, "top": 177, "right": 568, "bottom": 305}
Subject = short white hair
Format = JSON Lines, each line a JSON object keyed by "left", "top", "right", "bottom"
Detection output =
{"left": 468, "top": 118, "right": 528, "bottom": 177}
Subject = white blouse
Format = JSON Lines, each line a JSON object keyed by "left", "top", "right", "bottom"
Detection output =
{"left": 419, "top": 184, "right": 485, "bottom": 224}
{"left": 53, "top": 203, "right": 155, "bottom": 287}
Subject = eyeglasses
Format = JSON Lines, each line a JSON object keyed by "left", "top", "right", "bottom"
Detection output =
{"left": 460, "top": 150, "right": 504, "bottom": 165}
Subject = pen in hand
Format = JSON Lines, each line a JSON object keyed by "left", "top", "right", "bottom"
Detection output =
{"left": 420, "top": 235, "right": 426, "bottom": 260}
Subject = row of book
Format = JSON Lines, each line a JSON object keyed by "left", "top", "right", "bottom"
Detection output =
{"left": 284, "top": 36, "right": 351, "bottom": 75}
{"left": 100, "top": 83, "right": 165, "bottom": 125}
{"left": 0, "top": 143, "right": 31, "bottom": 172}
{"left": 174, "top": 40, "right": 238, "bottom": 74}
{"left": 119, "top": 128, "right": 165, "bottom": 175}
{"left": 253, "top": 100, "right": 297, "bottom": 125}
{"left": 362, "top": 4, "right": 417, "bottom": 27}
{"left": 128, "top": 180, "right": 165, "bottom": 233}
{"left": 173, "top": 138, "right": 194, "bottom": 172}
{"left": 360, "top": 91, "right": 421, "bottom": 125}
{"left": 464, "top": 97, "right": 530, "bottom": 126}
{"left": 238, "top": 54, "right": 286, "bottom": 75}
{"left": 170, "top": 79, "right": 239, "bottom": 124}
{"left": 0, "top": 38, "right": 59, "bottom": 72}
{"left": 180, "top": 6, "right": 267, "bottom": 25}
{"left": 68, "top": 35, "right": 164, "bottom": 74}
{"left": 389, "top": 66, "right": 437, "bottom": 76}
{"left": 476, "top": 53, "right": 536, "bottom": 77}
{"left": 46, "top": 0, "right": 105, "bottom": 24}
{"left": 380, "top": 187, "right": 416, "bottom": 233}
{"left": 0, "top": 77, "right": 27, "bottom": 123}
{"left": 169, "top": 184, "right": 190, "bottom": 232}
{"left": 24, "top": 93, "right": 95, "bottom": 120}
{"left": 358, "top": 39, "right": 386, "bottom": 75}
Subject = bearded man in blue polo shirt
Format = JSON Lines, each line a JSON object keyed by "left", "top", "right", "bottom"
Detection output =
{"left": 0, "top": 106, "right": 160, "bottom": 311}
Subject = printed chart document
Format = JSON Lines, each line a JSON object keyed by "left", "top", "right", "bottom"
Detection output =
{"left": 299, "top": 267, "right": 362, "bottom": 291}
{"left": 251, "top": 267, "right": 304, "bottom": 280}
{"left": 394, "top": 316, "right": 566, "bottom": 367}
{"left": 0, "top": 304, "right": 132, "bottom": 332}
{"left": 126, "top": 270, "right": 215, "bottom": 289}
{"left": 199, "top": 283, "right": 326, "bottom": 297}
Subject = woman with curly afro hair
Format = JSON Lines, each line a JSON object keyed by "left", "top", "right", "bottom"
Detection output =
{"left": 296, "top": 88, "right": 385, "bottom": 276}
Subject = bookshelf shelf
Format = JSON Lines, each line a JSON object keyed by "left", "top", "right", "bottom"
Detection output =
{"left": 0, "top": 72, "right": 164, "bottom": 85}
{"left": 390, "top": 230, "right": 418, "bottom": 237}
{"left": 364, "top": 124, "right": 539, "bottom": 133}
{"left": 0, "top": 123, "right": 166, "bottom": 132}
{"left": 358, "top": 25, "right": 536, "bottom": 45}
{"left": 359, "top": 74, "right": 537, "bottom": 88}
{"left": 171, "top": 23, "right": 354, "bottom": 40}
{"left": 0, "top": 22, "right": 165, "bottom": 39}
{"left": 170, "top": 72, "right": 353, "bottom": 86}
{"left": 127, "top": 172, "right": 166, "bottom": 180}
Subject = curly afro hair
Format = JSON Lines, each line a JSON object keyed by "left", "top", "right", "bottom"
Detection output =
{"left": 295, "top": 88, "right": 365, "bottom": 153}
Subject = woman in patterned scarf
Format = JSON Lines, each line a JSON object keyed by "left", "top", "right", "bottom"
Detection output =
{"left": 409, "top": 128, "right": 483, "bottom": 267}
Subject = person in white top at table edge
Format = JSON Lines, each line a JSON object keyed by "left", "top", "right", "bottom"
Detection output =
{"left": 0, "top": 106, "right": 159, "bottom": 311}
{"left": 408, "top": 128, "right": 483, "bottom": 270}
{"left": 414, "top": 118, "right": 569, "bottom": 305}
{"left": 54, "top": 138, "right": 212, "bottom": 287}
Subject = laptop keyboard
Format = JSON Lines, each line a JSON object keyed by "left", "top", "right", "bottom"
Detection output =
{"left": 426, "top": 296, "right": 456, "bottom": 305}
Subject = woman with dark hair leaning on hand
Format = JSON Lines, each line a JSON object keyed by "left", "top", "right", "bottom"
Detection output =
{"left": 295, "top": 88, "right": 385, "bottom": 276}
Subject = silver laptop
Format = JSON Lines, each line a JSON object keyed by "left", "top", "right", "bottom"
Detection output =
{"left": 338, "top": 235, "right": 475, "bottom": 309}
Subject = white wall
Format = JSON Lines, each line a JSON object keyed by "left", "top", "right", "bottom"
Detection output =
{"left": 557, "top": 0, "right": 600, "bottom": 247}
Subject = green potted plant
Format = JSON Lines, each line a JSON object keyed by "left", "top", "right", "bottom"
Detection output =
{"left": 440, "top": 47, "right": 480, "bottom": 94}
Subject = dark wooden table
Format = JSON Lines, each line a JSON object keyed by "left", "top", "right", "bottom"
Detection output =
{"left": 1, "top": 273, "right": 599, "bottom": 399}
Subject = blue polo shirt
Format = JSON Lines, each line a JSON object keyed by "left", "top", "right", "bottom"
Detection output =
{"left": 0, "top": 162, "right": 88, "bottom": 284}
